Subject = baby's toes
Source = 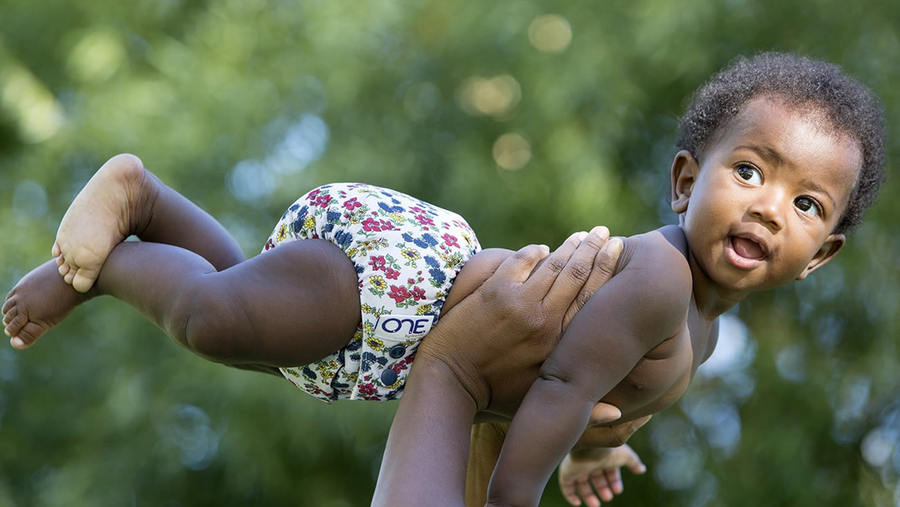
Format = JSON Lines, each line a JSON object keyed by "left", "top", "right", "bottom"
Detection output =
{"left": 52, "top": 241, "right": 61, "bottom": 258}
{"left": 5, "top": 312, "right": 27, "bottom": 337}
{"left": 58, "top": 259, "right": 72, "bottom": 279}
{"left": 64, "top": 271, "right": 75, "bottom": 285}
{"left": 3, "top": 305, "right": 16, "bottom": 326}
{"left": 72, "top": 269, "right": 98, "bottom": 293}
{"left": 10, "top": 322, "right": 41, "bottom": 349}
{"left": 2, "top": 295, "right": 15, "bottom": 316}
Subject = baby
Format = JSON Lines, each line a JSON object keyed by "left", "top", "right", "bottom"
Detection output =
{"left": 473, "top": 53, "right": 885, "bottom": 507}
{"left": 3, "top": 52, "right": 885, "bottom": 507}
{"left": 366, "top": 52, "right": 886, "bottom": 507}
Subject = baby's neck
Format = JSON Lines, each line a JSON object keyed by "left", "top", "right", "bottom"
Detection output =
{"left": 687, "top": 251, "right": 747, "bottom": 321}
{"left": 674, "top": 230, "right": 749, "bottom": 320}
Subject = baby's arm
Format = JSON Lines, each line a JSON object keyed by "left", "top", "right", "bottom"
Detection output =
{"left": 486, "top": 236, "right": 692, "bottom": 507}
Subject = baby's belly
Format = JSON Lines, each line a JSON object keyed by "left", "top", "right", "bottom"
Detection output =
{"left": 599, "top": 332, "right": 694, "bottom": 421}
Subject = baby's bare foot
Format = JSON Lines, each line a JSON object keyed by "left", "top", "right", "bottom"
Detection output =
{"left": 3, "top": 260, "right": 94, "bottom": 349}
{"left": 53, "top": 153, "right": 157, "bottom": 293}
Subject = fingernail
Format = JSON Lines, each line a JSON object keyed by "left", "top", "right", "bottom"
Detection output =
{"left": 608, "top": 238, "right": 623, "bottom": 254}
{"left": 11, "top": 337, "right": 24, "bottom": 348}
{"left": 3, "top": 328, "right": 9, "bottom": 337}
{"left": 590, "top": 226, "right": 609, "bottom": 238}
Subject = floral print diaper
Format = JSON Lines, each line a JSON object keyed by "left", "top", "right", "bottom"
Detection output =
{"left": 262, "top": 183, "right": 481, "bottom": 402}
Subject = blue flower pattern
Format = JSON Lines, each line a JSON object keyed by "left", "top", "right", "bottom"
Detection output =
{"left": 263, "top": 183, "right": 481, "bottom": 402}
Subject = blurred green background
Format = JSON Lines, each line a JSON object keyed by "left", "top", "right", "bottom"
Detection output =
{"left": 1, "top": 0, "right": 899, "bottom": 505}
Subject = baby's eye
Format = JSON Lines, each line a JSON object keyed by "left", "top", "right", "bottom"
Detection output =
{"left": 794, "top": 197, "right": 820, "bottom": 216}
{"left": 735, "top": 165, "right": 762, "bottom": 185}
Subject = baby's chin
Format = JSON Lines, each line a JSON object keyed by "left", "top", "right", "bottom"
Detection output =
{"left": 692, "top": 248, "right": 777, "bottom": 294}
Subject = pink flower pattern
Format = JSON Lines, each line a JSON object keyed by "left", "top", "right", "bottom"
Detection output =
{"left": 263, "top": 183, "right": 480, "bottom": 403}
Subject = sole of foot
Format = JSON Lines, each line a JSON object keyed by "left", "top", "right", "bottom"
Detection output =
{"left": 53, "top": 153, "right": 155, "bottom": 294}
{"left": 3, "top": 259, "right": 93, "bottom": 349}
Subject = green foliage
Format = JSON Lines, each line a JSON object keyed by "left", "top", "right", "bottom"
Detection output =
{"left": 1, "top": 0, "right": 898, "bottom": 505}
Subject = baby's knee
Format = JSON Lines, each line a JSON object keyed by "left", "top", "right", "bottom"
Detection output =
{"left": 177, "top": 284, "right": 246, "bottom": 362}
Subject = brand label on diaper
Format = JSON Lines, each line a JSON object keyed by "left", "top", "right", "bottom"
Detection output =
{"left": 373, "top": 315, "right": 435, "bottom": 341}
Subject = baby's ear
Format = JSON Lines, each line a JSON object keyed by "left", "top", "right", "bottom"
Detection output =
{"left": 797, "top": 233, "right": 845, "bottom": 280}
{"left": 670, "top": 150, "right": 699, "bottom": 214}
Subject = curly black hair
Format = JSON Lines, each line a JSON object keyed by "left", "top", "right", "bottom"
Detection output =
{"left": 676, "top": 52, "right": 886, "bottom": 234}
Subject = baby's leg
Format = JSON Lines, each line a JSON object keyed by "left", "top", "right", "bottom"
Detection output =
{"left": 98, "top": 238, "right": 361, "bottom": 365}
{"left": 6, "top": 236, "right": 361, "bottom": 366}
{"left": 54, "top": 154, "right": 245, "bottom": 292}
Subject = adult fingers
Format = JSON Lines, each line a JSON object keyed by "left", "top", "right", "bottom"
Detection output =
{"left": 520, "top": 232, "right": 586, "bottom": 296}
{"left": 560, "top": 235, "right": 622, "bottom": 330}
{"left": 543, "top": 227, "right": 610, "bottom": 315}
{"left": 485, "top": 244, "right": 550, "bottom": 286}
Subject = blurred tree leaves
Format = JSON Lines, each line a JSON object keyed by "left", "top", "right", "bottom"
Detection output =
{"left": 1, "top": 0, "right": 899, "bottom": 505}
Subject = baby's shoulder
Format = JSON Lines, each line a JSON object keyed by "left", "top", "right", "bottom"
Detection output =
{"left": 618, "top": 225, "right": 692, "bottom": 286}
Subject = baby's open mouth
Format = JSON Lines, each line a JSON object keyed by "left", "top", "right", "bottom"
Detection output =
{"left": 730, "top": 236, "right": 765, "bottom": 259}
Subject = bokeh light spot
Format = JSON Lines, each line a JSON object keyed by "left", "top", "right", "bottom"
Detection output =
{"left": 682, "top": 396, "right": 742, "bottom": 457}
{"left": 492, "top": 133, "right": 531, "bottom": 170}
{"left": 655, "top": 447, "right": 704, "bottom": 490}
{"left": 1, "top": 68, "right": 66, "bottom": 143}
{"left": 861, "top": 427, "right": 895, "bottom": 467}
{"left": 279, "top": 114, "right": 330, "bottom": 171}
{"left": 158, "top": 404, "right": 220, "bottom": 471}
{"left": 12, "top": 180, "right": 48, "bottom": 220}
{"left": 228, "top": 159, "right": 275, "bottom": 204}
{"left": 528, "top": 14, "right": 573, "bottom": 53}
{"left": 457, "top": 75, "right": 521, "bottom": 117}
{"left": 697, "top": 313, "right": 755, "bottom": 378}
{"left": 403, "top": 81, "right": 440, "bottom": 121}
{"left": 775, "top": 343, "right": 807, "bottom": 383}
{"left": 67, "top": 29, "right": 126, "bottom": 83}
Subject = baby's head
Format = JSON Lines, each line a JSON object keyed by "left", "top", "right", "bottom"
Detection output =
{"left": 668, "top": 52, "right": 885, "bottom": 293}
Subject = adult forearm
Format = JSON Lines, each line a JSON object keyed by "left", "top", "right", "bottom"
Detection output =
{"left": 372, "top": 358, "right": 477, "bottom": 507}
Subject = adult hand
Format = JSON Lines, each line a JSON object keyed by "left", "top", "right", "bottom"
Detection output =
{"left": 375, "top": 228, "right": 629, "bottom": 507}
{"left": 419, "top": 227, "right": 623, "bottom": 417}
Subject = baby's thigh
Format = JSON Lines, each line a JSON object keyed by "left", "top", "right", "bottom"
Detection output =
{"left": 197, "top": 238, "right": 362, "bottom": 366}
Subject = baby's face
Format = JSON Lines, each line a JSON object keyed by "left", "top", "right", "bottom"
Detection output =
{"left": 673, "top": 96, "right": 861, "bottom": 294}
